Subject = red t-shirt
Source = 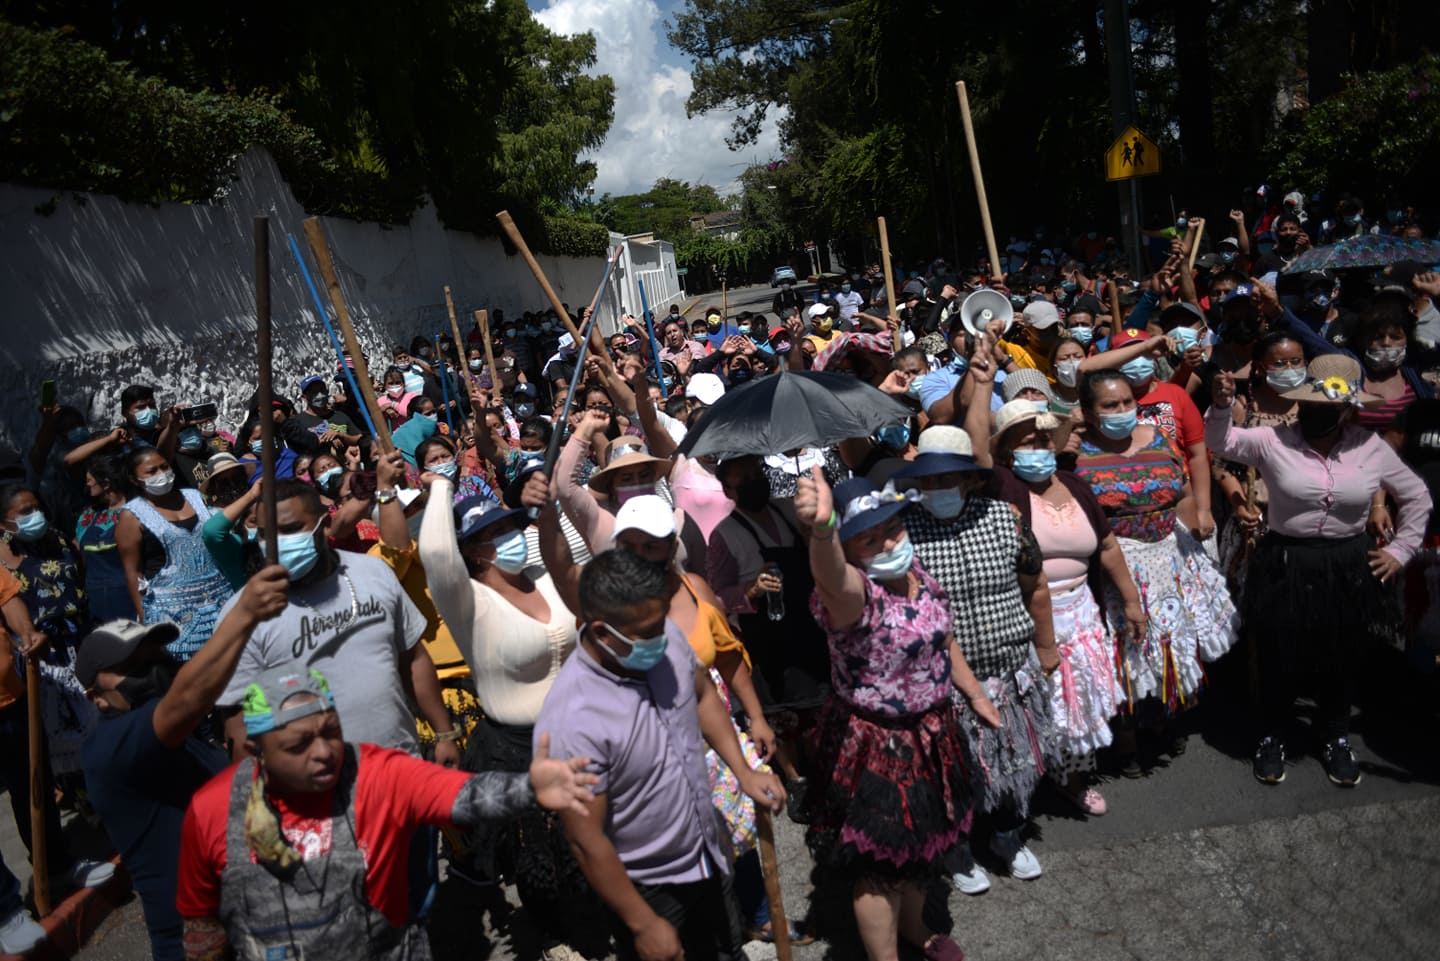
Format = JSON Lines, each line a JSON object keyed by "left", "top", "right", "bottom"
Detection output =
{"left": 1137, "top": 380, "right": 1204, "bottom": 455}
{"left": 177, "top": 744, "right": 469, "bottom": 927}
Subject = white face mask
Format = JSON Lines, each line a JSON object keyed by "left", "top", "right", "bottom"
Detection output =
{"left": 142, "top": 471, "right": 176, "bottom": 497}
{"left": 1265, "top": 367, "right": 1307, "bottom": 391}
{"left": 1055, "top": 359, "right": 1082, "bottom": 388}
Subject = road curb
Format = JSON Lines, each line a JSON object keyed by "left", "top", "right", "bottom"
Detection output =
{"left": 676, "top": 296, "right": 704, "bottom": 319}
{"left": 3, "top": 860, "right": 131, "bottom": 961}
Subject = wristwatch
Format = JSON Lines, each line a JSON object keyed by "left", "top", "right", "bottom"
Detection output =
{"left": 376, "top": 487, "right": 399, "bottom": 505}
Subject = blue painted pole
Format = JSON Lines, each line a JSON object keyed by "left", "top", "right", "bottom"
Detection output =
{"left": 637, "top": 279, "right": 667, "bottom": 396}
{"left": 435, "top": 334, "right": 455, "bottom": 437}
{"left": 287, "top": 233, "right": 380, "bottom": 440}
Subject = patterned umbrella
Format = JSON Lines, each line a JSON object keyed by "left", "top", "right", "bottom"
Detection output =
{"left": 1282, "top": 234, "right": 1440, "bottom": 274}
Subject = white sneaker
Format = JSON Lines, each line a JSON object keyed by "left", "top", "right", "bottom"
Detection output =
{"left": 1002, "top": 844, "right": 1043, "bottom": 881}
{"left": 68, "top": 858, "right": 117, "bottom": 889}
{"left": 949, "top": 862, "right": 990, "bottom": 895}
{"left": 0, "top": 908, "right": 46, "bottom": 956}
{"left": 542, "top": 944, "right": 588, "bottom": 961}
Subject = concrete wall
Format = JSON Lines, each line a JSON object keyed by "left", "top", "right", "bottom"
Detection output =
{"left": 0, "top": 148, "right": 622, "bottom": 448}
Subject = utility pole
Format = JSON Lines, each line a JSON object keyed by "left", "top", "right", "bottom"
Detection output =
{"left": 1105, "top": 0, "right": 1145, "bottom": 277}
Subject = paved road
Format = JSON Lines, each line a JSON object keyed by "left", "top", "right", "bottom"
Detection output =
{"left": 681, "top": 282, "right": 815, "bottom": 322}
{"left": 22, "top": 659, "right": 1437, "bottom": 961}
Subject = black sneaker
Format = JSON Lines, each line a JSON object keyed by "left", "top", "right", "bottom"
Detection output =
{"left": 1252, "top": 736, "right": 1286, "bottom": 785}
{"left": 1322, "top": 737, "right": 1362, "bottom": 786}
{"left": 785, "top": 776, "right": 811, "bottom": 825}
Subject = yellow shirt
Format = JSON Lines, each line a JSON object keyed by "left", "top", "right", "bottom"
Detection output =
{"left": 367, "top": 539, "right": 470, "bottom": 680}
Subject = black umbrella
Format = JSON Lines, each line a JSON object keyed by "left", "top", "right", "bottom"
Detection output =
{"left": 676, "top": 370, "right": 912, "bottom": 460}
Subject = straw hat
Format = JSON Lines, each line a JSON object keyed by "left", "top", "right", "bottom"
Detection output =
{"left": 991, "top": 399, "right": 1073, "bottom": 452}
{"left": 199, "top": 453, "right": 247, "bottom": 494}
{"left": 892, "top": 425, "right": 988, "bottom": 480}
{"left": 588, "top": 436, "right": 673, "bottom": 495}
{"left": 1275, "top": 355, "right": 1383, "bottom": 407}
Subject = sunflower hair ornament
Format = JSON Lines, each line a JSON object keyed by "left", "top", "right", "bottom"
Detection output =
{"left": 1312, "top": 376, "right": 1365, "bottom": 406}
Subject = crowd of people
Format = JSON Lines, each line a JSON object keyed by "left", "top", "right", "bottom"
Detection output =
{"left": 0, "top": 191, "right": 1437, "bottom": 961}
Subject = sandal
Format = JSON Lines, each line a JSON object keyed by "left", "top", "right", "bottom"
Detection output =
{"left": 923, "top": 933, "right": 965, "bottom": 961}
{"left": 1061, "top": 785, "right": 1108, "bottom": 817}
{"left": 747, "top": 920, "right": 816, "bottom": 946}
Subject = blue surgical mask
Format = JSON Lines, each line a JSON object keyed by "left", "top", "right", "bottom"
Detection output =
{"left": 317, "top": 466, "right": 342, "bottom": 488}
{"left": 1119, "top": 357, "right": 1156, "bottom": 386}
{"left": 923, "top": 488, "right": 965, "bottom": 520}
{"left": 1098, "top": 409, "right": 1139, "bottom": 439}
{"left": 132, "top": 407, "right": 159, "bottom": 429}
{"left": 12, "top": 511, "right": 49, "bottom": 541}
{"left": 601, "top": 622, "right": 669, "bottom": 672}
{"left": 431, "top": 460, "right": 458, "bottom": 480}
{"left": 179, "top": 428, "right": 203, "bottom": 451}
{"left": 250, "top": 440, "right": 266, "bottom": 455}
{"left": 874, "top": 423, "right": 910, "bottom": 451}
{"left": 421, "top": 412, "right": 438, "bottom": 424}
{"left": 738, "top": 324, "right": 751, "bottom": 336}
{"left": 841, "top": 284, "right": 851, "bottom": 293}
{"left": 262, "top": 518, "right": 324, "bottom": 580}
{"left": 516, "top": 402, "right": 536, "bottom": 419}
{"left": 1171, "top": 327, "right": 1200, "bottom": 350}
{"left": 1062, "top": 280, "right": 1078, "bottom": 293}
{"left": 65, "top": 427, "right": 89, "bottom": 446}
{"left": 1011, "top": 449, "right": 1057, "bottom": 482}
{"left": 469, "top": 359, "right": 483, "bottom": 371}
{"left": 906, "top": 378, "right": 923, "bottom": 398}
{"left": 1031, "top": 399, "right": 1050, "bottom": 413}
{"left": 1348, "top": 212, "right": 1363, "bottom": 226}
{"left": 1266, "top": 367, "right": 1307, "bottom": 391}
{"left": 490, "top": 529, "right": 529, "bottom": 575}
{"left": 864, "top": 533, "right": 915, "bottom": 579}
{"left": 1176, "top": 217, "right": 1188, "bottom": 229}
{"left": 1069, "top": 327, "right": 1094, "bottom": 346}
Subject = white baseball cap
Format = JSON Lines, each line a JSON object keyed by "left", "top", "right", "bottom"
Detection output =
{"left": 612, "top": 494, "right": 676, "bottom": 541}
{"left": 806, "top": 303, "right": 830, "bottom": 319}
{"left": 1022, "top": 301, "right": 1061, "bottom": 330}
{"left": 686, "top": 372, "right": 726, "bottom": 406}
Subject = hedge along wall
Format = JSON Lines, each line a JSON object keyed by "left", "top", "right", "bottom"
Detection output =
{"left": 0, "top": 149, "right": 610, "bottom": 448}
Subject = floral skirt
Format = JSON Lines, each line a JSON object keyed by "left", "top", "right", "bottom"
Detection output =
{"left": 704, "top": 668, "right": 770, "bottom": 860}
{"left": 1047, "top": 583, "right": 1123, "bottom": 766}
{"left": 805, "top": 697, "right": 971, "bottom": 881}
{"left": 953, "top": 654, "right": 1059, "bottom": 820}
{"left": 1107, "top": 530, "right": 1237, "bottom": 714}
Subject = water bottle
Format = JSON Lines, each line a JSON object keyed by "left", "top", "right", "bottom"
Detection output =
{"left": 765, "top": 564, "right": 785, "bottom": 622}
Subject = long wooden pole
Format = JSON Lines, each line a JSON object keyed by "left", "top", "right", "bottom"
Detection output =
{"left": 1187, "top": 218, "right": 1206, "bottom": 271}
{"left": 877, "top": 216, "right": 901, "bottom": 352}
{"left": 443, "top": 286, "right": 467, "bottom": 369}
{"left": 27, "top": 653, "right": 50, "bottom": 916}
{"left": 955, "top": 82, "right": 1003, "bottom": 285}
{"left": 255, "top": 217, "right": 280, "bottom": 561}
{"left": 756, "top": 809, "right": 792, "bottom": 961}
{"left": 495, "top": 211, "right": 594, "bottom": 352}
{"left": 474, "top": 310, "right": 497, "bottom": 394}
{"left": 302, "top": 217, "right": 394, "bottom": 451}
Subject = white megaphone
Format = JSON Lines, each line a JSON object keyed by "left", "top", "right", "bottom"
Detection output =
{"left": 957, "top": 288, "right": 1014, "bottom": 338}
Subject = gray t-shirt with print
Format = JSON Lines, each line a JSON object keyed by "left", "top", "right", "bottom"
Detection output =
{"left": 219, "top": 551, "right": 426, "bottom": 753}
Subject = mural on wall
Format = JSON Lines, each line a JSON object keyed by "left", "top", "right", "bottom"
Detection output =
{"left": 0, "top": 148, "right": 680, "bottom": 449}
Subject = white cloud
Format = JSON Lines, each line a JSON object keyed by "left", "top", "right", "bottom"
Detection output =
{"left": 533, "top": 0, "right": 782, "bottom": 197}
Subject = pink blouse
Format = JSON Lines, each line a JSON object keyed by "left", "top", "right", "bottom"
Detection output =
{"left": 1028, "top": 493, "right": 1098, "bottom": 592}
{"left": 1204, "top": 406, "right": 1432, "bottom": 564}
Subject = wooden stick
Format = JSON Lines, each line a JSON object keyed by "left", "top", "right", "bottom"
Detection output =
{"left": 254, "top": 217, "right": 280, "bottom": 561}
{"left": 955, "top": 82, "right": 1003, "bottom": 284}
{"left": 474, "top": 310, "right": 497, "bottom": 394}
{"left": 756, "top": 808, "right": 792, "bottom": 961}
{"left": 443, "top": 286, "right": 467, "bottom": 369}
{"left": 302, "top": 218, "right": 394, "bottom": 451}
{"left": 877, "top": 216, "right": 901, "bottom": 352}
{"left": 495, "top": 210, "right": 593, "bottom": 352}
{"left": 1244, "top": 466, "right": 1260, "bottom": 707}
{"left": 1187, "top": 218, "right": 1206, "bottom": 271}
{"left": 1108, "top": 274, "right": 1123, "bottom": 327}
{"left": 27, "top": 652, "right": 50, "bottom": 916}
{"left": 721, "top": 277, "right": 728, "bottom": 322}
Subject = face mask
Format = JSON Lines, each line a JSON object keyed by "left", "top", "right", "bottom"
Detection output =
{"left": 1062, "top": 280, "right": 1078, "bottom": 293}
{"left": 431, "top": 460, "right": 458, "bottom": 480}
{"left": 1055, "top": 360, "right": 1082, "bottom": 387}
{"left": 1171, "top": 327, "right": 1200, "bottom": 351}
{"left": 707, "top": 316, "right": 722, "bottom": 330}
{"left": 317, "top": 466, "right": 343, "bottom": 488}
{"left": 132, "top": 407, "right": 159, "bottom": 429}
{"left": 601, "top": 622, "right": 669, "bottom": 672}
{"left": 1265, "top": 367, "right": 1307, "bottom": 391}
{"left": 614, "top": 482, "right": 653, "bottom": 506}
{"left": 421, "top": 412, "right": 438, "bottom": 424}
{"left": 1030, "top": 399, "right": 1050, "bottom": 414}
{"left": 486, "top": 528, "right": 529, "bottom": 575}
{"left": 841, "top": 285, "right": 851, "bottom": 294}
{"left": 1176, "top": 217, "right": 1188, "bottom": 229}
{"left": 142, "top": 471, "right": 176, "bottom": 496}
{"left": 263, "top": 518, "right": 325, "bottom": 580}
{"left": 469, "top": 359, "right": 483, "bottom": 371}
{"left": 66, "top": 427, "right": 89, "bottom": 446}
{"left": 734, "top": 475, "right": 771, "bottom": 512}
{"left": 874, "top": 423, "right": 909, "bottom": 451}
{"left": 864, "top": 533, "right": 915, "bottom": 579}
{"left": 199, "top": 421, "right": 216, "bottom": 437}
{"left": 307, "top": 394, "right": 331, "bottom": 411}
{"left": 1366, "top": 345, "right": 1405, "bottom": 371}
{"left": 815, "top": 318, "right": 833, "bottom": 334}
{"left": 1219, "top": 251, "right": 1237, "bottom": 264}
{"left": 1069, "top": 327, "right": 1094, "bottom": 346}
{"left": 245, "top": 526, "right": 258, "bottom": 542}
{"left": 906, "top": 377, "right": 923, "bottom": 397}
{"left": 386, "top": 385, "right": 404, "bottom": 398}
{"left": 114, "top": 659, "right": 179, "bottom": 709}
{"left": 775, "top": 340, "right": 792, "bottom": 355}
{"left": 1011, "top": 449, "right": 1057, "bottom": 482}
{"left": 1347, "top": 213, "right": 1363, "bottom": 226}
{"left": 923, "top": 488, "right": 965, "bottom": 520}
{"left": 179, "top": 428, "right": 203, "bottom": 451}
{"left": 1120, "top": 357, "right": 1156, "bottom": 387}
{"left": 738, "top": 324, "right": 751, "bottom": 336}
{"left": 1298, "top": 404, "right": 1346, "bottom": 440}
{"left": 11, "top": 511, "right": 49, "bottom": 541}
{"left": 250, "top": 440, "right": 266, "bottom": 455}
{"left": 730, "top": 367, "right": 752, "bottom": 384}
{"left": 515, "top": 402, "right": 536, "bottom": 419}
{"left": 505, "top": 328, "right": 517, "bottom": 338}
{"left": 1098, "top": 409, "right": 1139, "bottom": 439}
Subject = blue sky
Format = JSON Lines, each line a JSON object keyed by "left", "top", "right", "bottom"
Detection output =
{"left": 527, "top": 0, "right": 782, "bottom": 197}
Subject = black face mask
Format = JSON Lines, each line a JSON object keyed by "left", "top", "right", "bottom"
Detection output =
{"left": 1298, "top": 404, "right": 1346, "bottom": 440}
{"left": 115, "top": 658, "right": 180, "bottom": 709}
{"left": 735, "top": 475, "right": 771, "bottom": 512}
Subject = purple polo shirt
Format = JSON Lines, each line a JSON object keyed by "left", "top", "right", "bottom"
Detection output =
{"left": 534, "top": 621, "right": 729, "bottom": 884}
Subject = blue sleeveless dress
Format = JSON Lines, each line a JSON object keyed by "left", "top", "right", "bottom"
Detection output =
{"left": 124, "top": 490, "right": 234, "bottom": 661}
